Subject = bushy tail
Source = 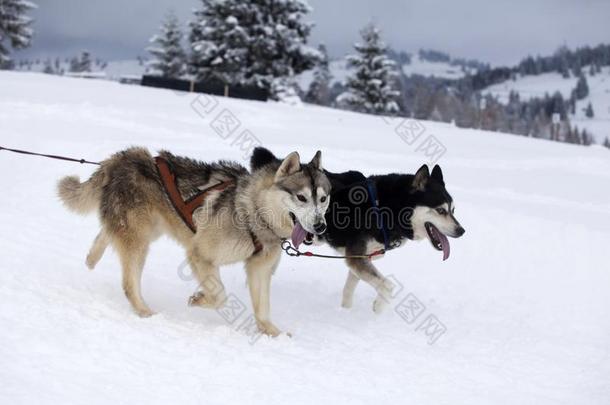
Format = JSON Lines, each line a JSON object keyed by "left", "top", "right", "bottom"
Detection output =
{"left": 57, "top": 172, "right": 103, "bottom": 215}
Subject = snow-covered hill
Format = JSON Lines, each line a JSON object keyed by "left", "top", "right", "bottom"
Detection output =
{"left": 485, "top": 67, "right": 610, "bottom": 142}
{"left": 297, "top": 54, "right": 473, "bottom": 90}
{"left": 13, "top": 58, "right": 148, "bottom": 80}
{"left": 401, "top": 54, "right": 473, "bottom": 79}
{"left": 1, "top": 71, "right": 609, "bottom": 404}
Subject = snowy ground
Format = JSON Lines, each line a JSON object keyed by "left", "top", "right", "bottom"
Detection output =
{"left": 401, "top": 54, "right": 473, "bottom": 79}
{"left": 1, "top": 71, "right": 609, "bottom": 404}
{"left": 486, "top": 67, "right": 610, "bottom": 142}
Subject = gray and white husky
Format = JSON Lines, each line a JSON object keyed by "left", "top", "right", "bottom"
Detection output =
{"left": 57, "top": 146, "right": 330, "bottom": 336}
{"left": 251, "top": 147, "right": 465, "bottom": 314}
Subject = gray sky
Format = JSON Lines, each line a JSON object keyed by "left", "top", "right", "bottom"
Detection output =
{"left": 21, "top": 0, "right": 610, "bottom": 66}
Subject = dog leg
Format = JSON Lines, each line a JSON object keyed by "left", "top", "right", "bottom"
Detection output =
{"left": 345, "top": 255, "right": 394, "bottom": 314}
{"left": 86, "top": 229, "right": 109, "bottom": 270}
{"left": 245, "top": 249, "right": 281, "bottom": 337}
{"left": 187, "top": 247, "right": 227, "bottom": 309}
{"left": 341, "top": 270, "right": 360, "bottom": 309}
{"left": 115, "top": 238, "right": 154, "bottom": 317}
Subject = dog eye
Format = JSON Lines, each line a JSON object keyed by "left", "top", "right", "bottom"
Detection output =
{"left": 296, "top": 194, "right": 307, "bottom": 202}
{"left": 320, "top": 196, "right": 327, "bottom": 203}
{"left": 436, "top": 208, "right": 447, "bottom": 215}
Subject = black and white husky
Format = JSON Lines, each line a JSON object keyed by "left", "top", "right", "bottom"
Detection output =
{"left": 251, "top": 147, "right": 465, "bottom": 313}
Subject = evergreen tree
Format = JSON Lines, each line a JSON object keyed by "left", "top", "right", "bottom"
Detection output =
{"left": 603, "top": 137, "right": 610, "bottom": 149}
{"left": 585, "top": 102, "right": 594, "bottom": 118}
{"left": 42, "top": 58, "right": 53, "bottom": 74}
{"left": 147, "top": 11, "right": 186, "bottom": 78}
{"left": 69, "top": 51, "right": 92, "bottom": 73}
{"left": 337, "top": 23, "right": 400, "bottom": 115}
{"left": 0, "top": 0, "right": 36, "bottom": 67}
{"left": 573, "top": 73, "right": 589, "bottom": 100}
{"left": 68, "top": 56, "right": 79, "bottom": 72}
{"left": 305, "top": 44, "right": 332, "bottom": 105}
{"left": 581, "top": 129, "right": 593, "bottom": 146}
{"left": 188, "top": 0, "right": 320, "bottom": 96}
{"left": 79, "top": 50, "right": 91, "bottom": 72}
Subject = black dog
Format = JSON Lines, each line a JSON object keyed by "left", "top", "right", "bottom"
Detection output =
{"left": 251, "top": 147, "right": 465, "bottom": 313}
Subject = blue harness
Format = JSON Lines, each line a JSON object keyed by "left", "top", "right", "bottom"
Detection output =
{"left": 366, "top": 179, "right": 390, "bottom": 251}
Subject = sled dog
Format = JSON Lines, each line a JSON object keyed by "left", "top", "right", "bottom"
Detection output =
{"left": 251, "top": 147, "right": 465, "bottom": 313}
{"left": 58, "top": 147, "right": 330, "bottom": 336}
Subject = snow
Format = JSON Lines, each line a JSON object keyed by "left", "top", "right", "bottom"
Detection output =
{"left": 401, "top": 54, "right": 473, "bottom": 79}
{"left": 13, "top": 59, "right": 148, "bottom": 80}
{"left": 298, "top": 54, "right": 472, "bottom": 91}
{"left": 1, "top": 71, "right": 609, "bottom": 404}
{"left": 296, "top": 59, "right": 349, "bottom": 90}
{"left": 571, "top": 67, "right": 610, "bottom": 142}
{"left": 485, "top": 67, "right": 610, "bottom": 142}
{"left": 485, "top": 71, "right": 578, "bottom": 102}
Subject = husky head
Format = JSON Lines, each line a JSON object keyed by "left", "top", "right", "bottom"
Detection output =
{"left": 408, "top": 164, "right": 465, "bottom": 260}
{"left": 253, "top": 147, "right": 331, "bottom": 247}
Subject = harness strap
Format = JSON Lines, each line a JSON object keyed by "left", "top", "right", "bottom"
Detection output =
{"left": 155, "top": 156, "right": 263, "bottom": 255}
{"left": 366, "top": 179, "right": 390, "bottom": 250}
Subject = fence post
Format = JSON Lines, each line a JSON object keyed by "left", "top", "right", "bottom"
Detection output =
{"left": 224, "top": 85, "right": 229, "bottom": 98}
{"left": 189, "top": 80, "right": 195, "bottom": 93}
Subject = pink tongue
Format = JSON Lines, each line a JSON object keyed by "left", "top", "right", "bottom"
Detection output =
{"left": 433, "top": 227, "right": 451, "bottom": 261}
{"left": 291, "top": 222, "right": 308, "bottom": 249}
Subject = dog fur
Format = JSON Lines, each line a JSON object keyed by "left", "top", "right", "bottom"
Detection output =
{"left": 58, "top": 146, "right": 330, "bottom": 336}
{"left": 251, "top": 147, "right": 465, "bottom": 313}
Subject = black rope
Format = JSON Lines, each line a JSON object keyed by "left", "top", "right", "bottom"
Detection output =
{"left": 0, "top": 146, "right": 101, "bottom": 165}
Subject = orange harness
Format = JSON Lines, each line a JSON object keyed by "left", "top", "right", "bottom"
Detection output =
{"left": 155, "top": 156, "right": 262, "bottom": 255}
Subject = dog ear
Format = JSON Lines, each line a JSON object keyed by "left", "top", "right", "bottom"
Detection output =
{"left": 412, "top": 164, "right": 429, "bottom": 191}
{"left": 250, "top": 147, "right": 277, "bottom": 171}
{"left": 431, "top": 164, "right": 444, "bottom": 186}
{"left": 275, "top": 152, "right": 301, "bottom": 181}
{"left": 309, "top": 150, "right": 322, "bottom": 171}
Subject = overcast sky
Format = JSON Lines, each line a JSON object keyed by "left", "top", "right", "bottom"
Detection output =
{"left": 21, "top": 0, "right": 610, "bottom": 66}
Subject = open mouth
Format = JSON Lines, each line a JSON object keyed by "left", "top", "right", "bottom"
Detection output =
{"left": 425, "top": 222, "right": 450, "bottom": 261}
{"left": 289, "top": 212, "right": 314, "bottom": 248}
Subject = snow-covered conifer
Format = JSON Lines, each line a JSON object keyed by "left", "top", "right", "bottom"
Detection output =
{"left": 147, "top": 11, "right": 186, "bottom": 78}
{"left": 337, "top": 23, "right": 400, "bottom": 114}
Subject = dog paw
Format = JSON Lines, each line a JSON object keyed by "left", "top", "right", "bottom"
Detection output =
{"left": 372, "top": 278, "right": 395, "bottom": 314}
{"left": 188, "top": 291, "right": 226, "bottom": 309}
{"left": 85, "top": 254, "right": 97, "bottom": 270}
{"left": 341, "top": 296, "right": 353, "bottom": 309}
{"left": 136, "top": 308, "right": 155, "bottom": 318}
{"left": 257, "top": 320, "right": 281, "bottom": 337}
{"left": 372, "top": 297, "right": 388, "bottom": 314}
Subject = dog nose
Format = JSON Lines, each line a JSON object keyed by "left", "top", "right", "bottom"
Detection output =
{"left": 313, "top": 222, "right": 327, "bottom": 235}
{"left": 455, "top": 226, "right": 465, "bottom": 237}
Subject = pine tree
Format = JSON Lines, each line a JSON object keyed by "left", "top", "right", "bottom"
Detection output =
{"left": 305, "top": 44, "right": 332, "bottom": 105}
{"left": 69, "top": 51, "right": 92, "bottom": 73}
{"left": 585, "top": 102, "right": 594, "bottom": 118}
{"left": 581, "top": 129, "right": 593, "bottom": 146}
{"left": 188, "top": 0, "right": 319, "bottom": 96}
{"left": 69, "top": 56, "right": 79, "bottom": 72}
{"left": 79, "top": 50, "right": 91, "bottom": 72}
{"left": 42, "top": 58, "right": 53, "bottom": 74}
{"left": 147, "top": 11, "right": 186, "bottom": 79}
{"left": 573, "top": 73, "right": 589, "bottom": 100}
{"left": 0, "top": 0, "right": 36, "bottom": 67}
{"left": 337, "top": 23, "right": 400, "bottom": 115}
